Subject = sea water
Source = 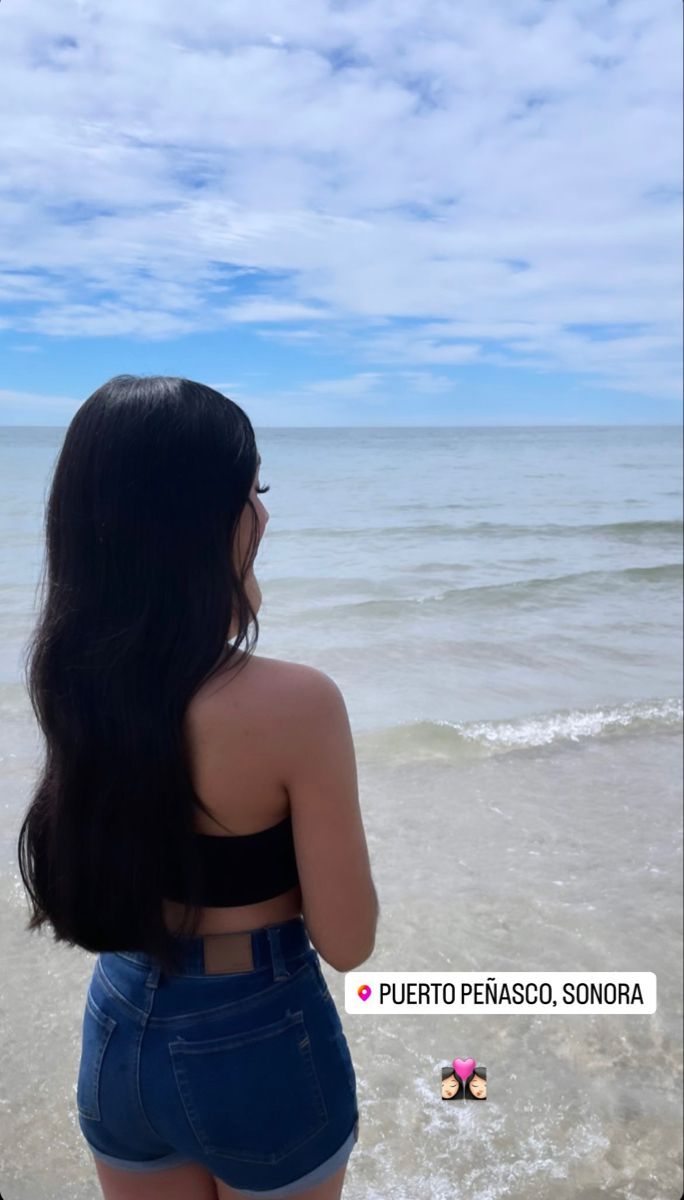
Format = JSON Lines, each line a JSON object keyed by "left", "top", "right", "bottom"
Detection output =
{"left": 0, "top": 424, "right": 682, "bottom": 1199}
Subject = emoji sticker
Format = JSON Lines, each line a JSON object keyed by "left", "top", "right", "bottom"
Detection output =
{"left": 440, "top": 1059, "right": 487, "bottom": 1101}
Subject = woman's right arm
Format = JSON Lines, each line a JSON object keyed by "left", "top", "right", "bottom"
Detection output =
{"left": 283, "top": 666, "right": 379, "bottom": 973}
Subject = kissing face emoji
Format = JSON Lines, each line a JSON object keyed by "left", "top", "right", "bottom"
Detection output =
{"left": 441, "top": 1072, "right": 461, "bottom": 1099}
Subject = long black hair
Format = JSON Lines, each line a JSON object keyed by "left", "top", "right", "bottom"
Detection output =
{"left": 16, "top": 375, "right": 265, "bottom": 976}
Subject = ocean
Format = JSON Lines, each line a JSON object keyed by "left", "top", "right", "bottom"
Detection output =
{"left": 1, "top": 423, "right": 682, "bottom": 1199}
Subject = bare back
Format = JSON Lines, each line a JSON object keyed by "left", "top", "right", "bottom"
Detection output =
{"left": 162, "top": 652, "right": 304, "bottom": 936}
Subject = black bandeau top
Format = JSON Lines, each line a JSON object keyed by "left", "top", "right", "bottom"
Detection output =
{"left": 162, "top": 814, "right": 300, "bottom": 908}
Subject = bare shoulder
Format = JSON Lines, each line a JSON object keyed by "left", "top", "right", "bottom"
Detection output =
{"left": 222, "top": 655, "right": 352, "bottom": 792}
{"left": 236, "top": 653, "right": 340, "bottom": 706}
{"left": 252, "top": 654, "right": 337, "bottom": 688}
{"left": 257, "top": 657, "right": 347, "bottom": 735}
{"left": 244, "top": 656, "right": 347, "bottom": 791}
{"left": 190, "top": 652, "right": 340, "bottom": 733}
{"left": 248, "top": 656, "right": 346, "bottom": 753}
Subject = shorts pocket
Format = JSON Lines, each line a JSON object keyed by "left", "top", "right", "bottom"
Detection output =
{"left": 77, "top": 993, "right": 118, "bottom": 1122}
{"left": 169, "top": 1008, "right": 329, "bottom": 1165}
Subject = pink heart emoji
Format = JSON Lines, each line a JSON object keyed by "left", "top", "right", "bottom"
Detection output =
{"left": 453, "top": 1058, "right": 476, "bottom": 1083}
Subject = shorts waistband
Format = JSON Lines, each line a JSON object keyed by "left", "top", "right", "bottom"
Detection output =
{"left": 115, "top": 916, "right": 312, "bottom": 977}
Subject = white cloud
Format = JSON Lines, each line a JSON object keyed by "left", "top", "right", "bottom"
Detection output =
{"left": 306, "top": 372, "right": 385, "bottom": 397}
{"left": 0, "top": 0, "right": 680, "bottom": 399}
{"left": 222, "top": 300, "right": 333, "bottom": 322}
{"left": 303, "top": 369, "right": 456, "bottom": 399}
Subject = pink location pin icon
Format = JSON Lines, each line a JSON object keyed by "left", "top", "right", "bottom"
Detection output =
{"left": 453, "top": 1057, "right": 476, "bottom": 1083}
{"left": 357, "top": 984, "right": 372, "bottom": 1002}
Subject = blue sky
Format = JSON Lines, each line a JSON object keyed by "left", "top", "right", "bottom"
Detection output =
{"left": 0, "top": 1, "right": 681, "bottom": 426}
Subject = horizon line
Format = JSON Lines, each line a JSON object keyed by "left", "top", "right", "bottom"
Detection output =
{"left": 1, "top": 422, "right": 683, "bottom": 431}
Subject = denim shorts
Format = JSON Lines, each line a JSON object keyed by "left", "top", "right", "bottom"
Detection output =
{"left": 76, "top": 916, "right": 360, "bottom": 1196}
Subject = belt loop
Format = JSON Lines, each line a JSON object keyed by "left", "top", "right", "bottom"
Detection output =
{"left": 266, "top": 925, "right": 289, "bottom": 981}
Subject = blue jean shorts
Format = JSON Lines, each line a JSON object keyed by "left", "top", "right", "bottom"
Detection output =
{"left": 76, "top": 916, "right": 360, "bottom": 1196}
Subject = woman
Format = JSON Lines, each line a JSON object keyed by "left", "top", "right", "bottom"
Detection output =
{"left": 17, "top": 375, "right": 379, "bottom": 1200}
{"left": 465, "top": 1068, "right": 487, "bottom": 1100}
{"left": 440, "top": 1070, "right": 463, "bottom": 1101}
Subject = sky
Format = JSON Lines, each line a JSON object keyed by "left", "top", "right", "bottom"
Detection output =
{"left": 0, "top": 0, "right": 682, "bottom": 427}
